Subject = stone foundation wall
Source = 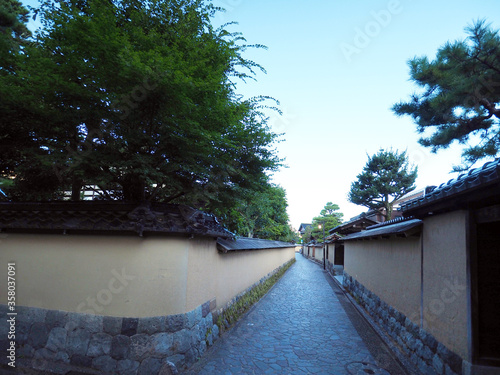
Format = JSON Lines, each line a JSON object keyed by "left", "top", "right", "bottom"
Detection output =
{"left": 343, "top": 272, "right": 464, "bottom": 375}
{"left": 1, "top": 259, "right": 296, "bottom": 374}
{"left": 0, "top": 301, "right": 217, "bottom": 374}
{"left": 326, "top": 260, "right": 343, "bottom": 276}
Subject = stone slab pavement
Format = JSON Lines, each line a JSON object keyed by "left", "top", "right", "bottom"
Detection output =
{"left": 183, "top": 254, "right": 410, "bottom": 374}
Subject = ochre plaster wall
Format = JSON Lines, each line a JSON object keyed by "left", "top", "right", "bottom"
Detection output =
{"left": 422, "top": 211, "right": 468, "bottom": 360}
{"left": 0, "top": 233, "right": 190, "bottom": 317}
{"left": 344, "top": 236, "right": 421, "bottom": 320}
{"left": 186, "top": 243, "right": 295, "bottom": 311}
{"left": 0, "top": 233, "right": 295, "bottom": 318}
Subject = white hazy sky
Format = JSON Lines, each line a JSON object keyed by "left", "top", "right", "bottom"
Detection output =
{"left": 22, "top": 0, "right": 499, "bottom": 228}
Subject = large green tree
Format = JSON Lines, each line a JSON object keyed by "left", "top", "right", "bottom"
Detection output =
{"left": 311, "top": 202, "right": 343, "bottom": 241}
{"left": 0, "top": 0, "right": 31, "bottom": 70}
{"left": 1, "top": 0, "right": 281, "bottom": 205}
{"left": 348, "top": 149, "right": 417, "bottom": 221}
{"left": 392, "top": 20, "right": 500, "bottom": 171}
{"left": 215, "top": 183, "right": 297, "bottom": 242}
{"left": 0, "top": 0, "right": 56, "bottom": 200}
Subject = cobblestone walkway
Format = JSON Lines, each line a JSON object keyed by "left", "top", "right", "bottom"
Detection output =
{"left": 184, "top": 254, "right": 408, "bottom": 374}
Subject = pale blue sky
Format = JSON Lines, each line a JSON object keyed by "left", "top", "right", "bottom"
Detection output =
{"left": 211, "top": 0, "right": 500, "bottom": 226}
{"left": 22, "top": 0, "right": 500, "bottom": 227}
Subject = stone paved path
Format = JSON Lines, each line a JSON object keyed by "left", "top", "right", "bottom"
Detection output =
{"left": 184, "top": 254, "right": 409, "bottom": 375}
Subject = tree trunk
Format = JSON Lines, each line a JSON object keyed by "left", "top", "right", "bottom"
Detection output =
{"left": 71, "top": 179, "right": 82, "bottom": 201}
{"left": 123, "top": 174, "right": 146, "bottom": 202}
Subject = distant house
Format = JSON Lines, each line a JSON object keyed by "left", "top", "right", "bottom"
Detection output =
{"left": 391, "top": 186, "right": 435, "bottom": 218}
{"left": 297, "top": 223, "right": 312, "bottom": 237}
{"left": 342, "top": 159, "right": 500, "bottom": 375}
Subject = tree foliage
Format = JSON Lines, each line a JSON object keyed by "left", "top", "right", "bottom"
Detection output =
{"left": 392, "top": 20, "right": 500, "bottom": 171}
{"left": 348, "top": 149, "right": 417, "bottom": 220}
{"left": 1, "top": 0, "right": 282, "bottom": 209}
{"left": 310, "top": 202, "right": 343, "bottom": 241}
{"left": 0, "top": 0, "right": 31, "bottom": 69}
{"left": 214, "top": 183, "right": 297, "bottom": 242}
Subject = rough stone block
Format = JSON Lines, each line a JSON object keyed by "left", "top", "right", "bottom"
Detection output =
{"left": 137, "top": 316, "right": 164, "bottom": 335}
{"left": 103, "top": 316, "right": 123, "bottom": 336}
{"left": 420, "top": 328, "right": 438, "bottom": 352}
{"left": 111, "top": 335, "right": 131, "bottom": 360}
{"left": 117, "top": 358, "right": 140, "bottom": 374}
{"left": 422, "top": 346, "right": 434, "bottom": 361}
{"left": 436, "top": 343, "right": 462, "bottom": 374}
{"left": 18, "top": 344, "right": 35, "bottom": 359}
{"left": 414, "top": 339, "right": 424, "bottom": 354}
{"left": 121, "top": 318, "right": 139, "bottom": 337}
{"left": 418, "top": 357, "right": 437, "bottom": 375}
{"left": 410, "top": 352, "right": 419, "bottom": 365}
{"left": 71, "top": 353, "right": 93, "bottom": 367}
{"left": 167, "top": 354, "right": 185, "bottom": 370}
{"left": 159, "top": 361, "right": 179, "bottom": 375}
{"left": 212, "top": 324, "right": 219, "bottom": 339}
{"left": 388, "top": 317, "right": 397, "bottom": 330}
{"left": 65, "top": 311, "right": 101, "bottom": 332}
{"left": 205, "top": 313, "right": 213, "bottom": 326}
{"left": 172, "top": 329, "right": 192, "bottom": 354}
{"left": 394, "top": 310, "right": 405, "bottom": 324}
{"left": 34, "top": 347, "right": 56, "bottom": 362}
{"left": 87, "top": 332, "right": 113, "bottom": 357}
{"left": 165, "top": 314, "right": 185, "bottom": 333}
{"left": 201, "top": 301, "right": 210, "bottom": 318}
{"left": 130, "top": 334, "right": 153, "bottom": 361}
{"left": 444, "top": 364, "right": 458, "bottom": 375}
{"left": 55, "top": 351, "right": 70, "bottom": 364}
{"left": 138, "top": 357, "right": 163, "bottom": 375}
{"left": 405, "top": 318, "right": 419, "bottom": 337}
{"left": 16, "top": 320, "right": 31, "bottom": 345}
{"left": 185, "top": 347, "right": 199, "bottom": 365}
{"left": 28, "top": 322, "right": 49, "bottom": 349}
{"left": 152, "top": 332, "right": 174, "bottom": 357}
{"left": 24, "top": 307, "right": 48, "bottom": 325}
{"left": 433, "top": 354, "right": 444, "bottom": 375}
{"left": 66, "top": 328, "right": 92, "bottom": 357}
{"left": 0, "top": 317, "right": 8, "bottom": 337}
{"left": 45, "top": 310, "right": 69, "bottom": 329}
{"left": 45, "top": 327, "right": 67, "bottom": 353}
{"left": 0, "top": 304, "right": 8, "bottom": 316}
{"left": 186, "top": 307, "right": 202, "bottom": 329}
{"left": 406, "top": 334, "right": 417, "bottom": 351}
{"left": 206, "top": 331, "right": 213, "bottom": 347}
{"left": 92, "top": 355, "right": 117, "bottom": 373}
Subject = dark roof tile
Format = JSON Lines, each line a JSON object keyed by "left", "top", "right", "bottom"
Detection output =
{"left": 0, "top": 201, "right": 232, "bottom": 238}
{"left": 342, "top": 217, "right": 422, "bottom": 241}
{"left": 217, "top": 237, "right": 294, "bottom": 252}
{"left": 401, "top": 159, "right": 500, "bottom": 212}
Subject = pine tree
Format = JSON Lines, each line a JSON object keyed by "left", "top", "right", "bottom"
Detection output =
{"left": 393, "top": 20, "right": 500, "bottom": 171}
{"left": 311, "top": 202, "right": 343, "bottom": 240}
{"left": 348, "top": 149, "right": 417, "bottom": 220}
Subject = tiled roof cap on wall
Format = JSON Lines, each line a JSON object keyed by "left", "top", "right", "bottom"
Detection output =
{"left": 0, "top": 201, "right": 233, "bottom": 238}
{"left": 342, "top": 218, "right": 422, "bottom": 241}
{"left": 401, "top": 158, "right": 500, "bottom": 213}
{"left": 216, "top": 237, "right": 294, "bottom": 252}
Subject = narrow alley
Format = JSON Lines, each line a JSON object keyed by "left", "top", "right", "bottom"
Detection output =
{"left": 184, "top": 254, "right": 410, "bottom": 375}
